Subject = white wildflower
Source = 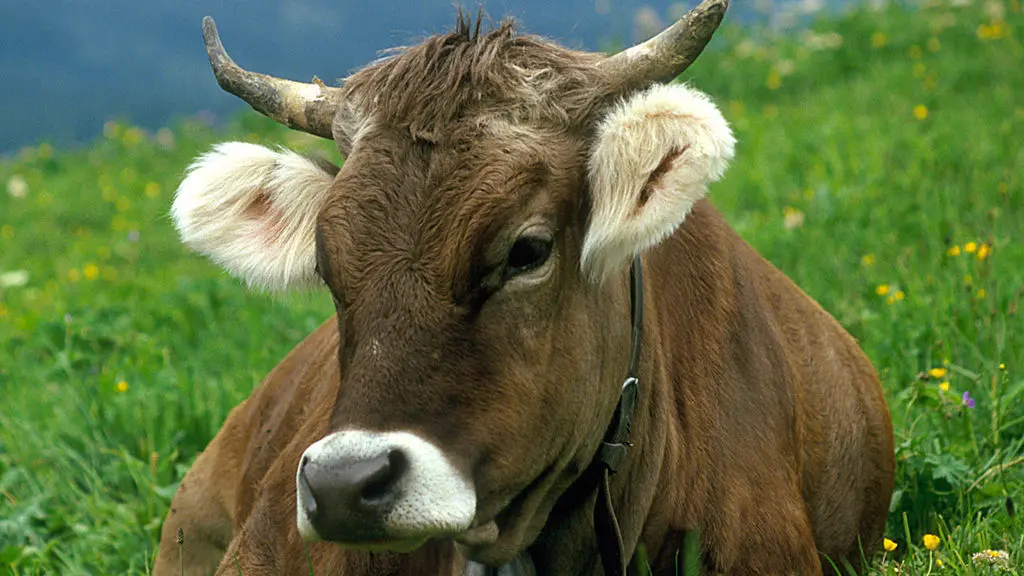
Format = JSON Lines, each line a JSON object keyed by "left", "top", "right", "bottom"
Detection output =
{"left": 971, "top": 549, "right": 1010, "bottom": 570}
{"left": 0, "top": 270, "right": 30, "bottom": 288}
{"left": 7, "top": 175, "right": 28, "bottom": 199}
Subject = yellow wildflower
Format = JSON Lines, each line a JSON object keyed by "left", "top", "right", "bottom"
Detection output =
{"left": 963, "top": 274, "right": 973, "bottom": 285}
{"left": 83, "top": 264, "right": 99, "bottom": 281}
{"left": 144, "top": 182, "right": 161, "bottom": 199}
{"left": 116, "top": 380, "right": 129, "bottom": 393}
{"left": 884, "top": 538, "right": 898, "bottom": 552}
{"left": 939, "top": 381, "right": 950, "bottom": 392}
{"left": 947, "top": 245, "right": 961, "bottom": 256}
{"left": 976, "top": 243, "right": 991, "bottom": 260}
{"left": 999, "top": 363, "right": 1006, "bottom": 370}
{"left": 908, "top": 45, "right": 923, "bottom": 59}
{"left": 0, "top": 225, "right": 13, "bottom": 240}
{"left": 927, "top": 37, "right": 941, "bottom": 52}
{"left": 977, "top": 289, "right": 986, "bottom": 299}
{"left": 876, "top": 284, "right": 890, "bottom": 296}
{"left": 929, "top": 367, "right": 948, "bottom": 379}
{"left": 914, "top": 104, "right": 929, "bottom": 121}
{"left": 861, "top": 254, "right": 876, "bottom": 266}
{"left": 871, "top": 32, "right": 888, "bottom": 48}
{"left": 913, "top": 62, "right": 927, "bottom": 78}
{"left": 122, "top": 127, "right": 144, "bottom": 147}
{"left": 923, "top": 534, "right": 940, "bottom": 550}
{"left": 68, "top": 268, "right": 81, "bottom": 282}
{"left": 936, "top": 558, "right": 944, "bottom": 567}
{"left": 998, "top": 182, "right": 1008, "bottom": 194}
{"left": 766, "top": 70, "right": 782, "bottom": 90}
{"left": 963, "top": 241, "right": 977, "bottom": 253}
{"left": 894, "top": 291, "right": 905, "bottom": 301}
{"left": 0, "top": 304, "right": 8, "bottom": 318}
{"left": 977, "top": 21, "right": 1009, "bottom": 40}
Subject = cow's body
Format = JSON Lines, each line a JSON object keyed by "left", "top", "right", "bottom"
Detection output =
{"left": 155, "top": 200, "right": 893, "bottom": 575}
{"left": 156, "top": 4, "right": 893, "bottom": 574}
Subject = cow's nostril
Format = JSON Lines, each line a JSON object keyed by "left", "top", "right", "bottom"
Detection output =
{"left": 361, "top": 449, "right": 407, "bottom": 502}
{"left": 297, "top": 459, "right": 319, "bottom": 518}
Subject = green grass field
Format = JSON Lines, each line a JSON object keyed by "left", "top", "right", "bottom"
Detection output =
{"left": 1, "top": 0, "right": 1021, "bottom": 574}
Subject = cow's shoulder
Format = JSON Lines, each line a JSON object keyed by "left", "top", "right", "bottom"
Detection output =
{"left": 228, "top": 319, "right": 342, "bottom": 523}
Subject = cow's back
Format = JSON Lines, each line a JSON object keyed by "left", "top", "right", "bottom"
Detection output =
{"left": 753, "top": 251, "right": 895, "bottom": 568}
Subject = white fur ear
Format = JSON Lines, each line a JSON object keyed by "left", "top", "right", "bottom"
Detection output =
{"left": 582, "top": 83, "right": 735, "bottom": 281}
{"left": 171, "top": 142, "right": 338, "bottom": 291}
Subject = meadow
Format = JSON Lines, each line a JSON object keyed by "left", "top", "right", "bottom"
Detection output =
{"left": 0, "top": 0, "right": 1021, "bottom": 574}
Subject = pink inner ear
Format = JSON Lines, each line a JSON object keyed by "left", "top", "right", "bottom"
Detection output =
{"left": 243, "top": 191, "right": 288, "bottom": 245}
{"left": 637, "top": 145, "right": 690, "bottom": 212}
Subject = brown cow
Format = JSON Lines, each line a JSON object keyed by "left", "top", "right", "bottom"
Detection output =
{"left": 154, "top": 1, "right": 895, "bottom": 574}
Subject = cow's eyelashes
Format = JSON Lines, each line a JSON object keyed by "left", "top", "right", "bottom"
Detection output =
{"left": 502, "top": 235, "right": 552, "bottom": 281}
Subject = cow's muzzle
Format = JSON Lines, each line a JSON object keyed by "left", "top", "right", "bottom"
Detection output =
{"left": 295, "top": 430, "right": 476, "bottom": 550}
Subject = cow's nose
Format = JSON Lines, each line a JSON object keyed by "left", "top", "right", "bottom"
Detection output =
{"left": 295, "top": 430, "right": 475, "bottom": 547}
{"left": 298, "top": 449, "right": 408, "bottom": 540}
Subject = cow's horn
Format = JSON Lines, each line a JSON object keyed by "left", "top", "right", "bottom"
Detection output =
{"left": 598, "top": 0, "right": 729, "bottom": 91}
{"left": 202, "top": 16, "right": 339, "bottom": 139}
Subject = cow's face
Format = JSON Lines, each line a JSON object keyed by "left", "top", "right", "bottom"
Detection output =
{"left": 173, "top": 13, "right": 732, "bottom": 568}
{"left": 305, "top": 118, "right": 628, "bottom": 562}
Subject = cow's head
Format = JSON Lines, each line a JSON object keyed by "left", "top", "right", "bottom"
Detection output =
{"left": 173, "top": 0, "right": 734, "bottom": 566}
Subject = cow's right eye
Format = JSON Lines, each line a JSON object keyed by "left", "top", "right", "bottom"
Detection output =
{"left": 502, "top": 236, "right": 552, "bottom": 281}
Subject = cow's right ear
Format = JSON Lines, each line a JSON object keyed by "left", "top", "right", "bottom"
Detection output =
{"left": 582, "top": 83, "right": 735, "bottom": 282}
{"left": 172, "top": 142, "right": 338, "bottom": 291}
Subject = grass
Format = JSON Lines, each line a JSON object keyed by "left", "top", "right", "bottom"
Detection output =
{"left": 0, "top": 0, "right": 1021, "bottom": 574}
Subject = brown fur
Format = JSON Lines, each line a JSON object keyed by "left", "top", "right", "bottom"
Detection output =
{"left": 156, "top": 16, "right": 894, "bottom": 576}
{"left": 333, "top": 14, "right": 609, "bottom": 147}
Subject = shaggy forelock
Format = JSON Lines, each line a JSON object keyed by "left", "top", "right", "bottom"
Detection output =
{"left": 339, "top": 12, "right": 608, "bottom": 142}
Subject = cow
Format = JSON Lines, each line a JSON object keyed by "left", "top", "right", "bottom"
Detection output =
{"left": 154, "top": 1, "right": 895, "bottom": 574}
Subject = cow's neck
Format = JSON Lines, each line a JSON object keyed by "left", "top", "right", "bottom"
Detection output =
{"left": 525, "top": 257, "right": 671, "bottom": 576}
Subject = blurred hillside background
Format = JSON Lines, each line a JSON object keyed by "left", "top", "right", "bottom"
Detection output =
{"left": 5, "top": 0, "right": 843, "bottom": 153}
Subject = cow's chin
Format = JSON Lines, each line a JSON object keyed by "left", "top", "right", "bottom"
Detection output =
{"left": 453, "top": 505, "right": 552, "bottom": 566}
{"left": 455, "top": 462, "right": 583, "bottom": 566}
{"left": 455, "top": 531, "right": 525, "bottom": 567}
{"left": 334, "top": 536, "right": 430, "bottom": 554}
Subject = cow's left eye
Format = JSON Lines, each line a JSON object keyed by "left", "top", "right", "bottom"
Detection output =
{"left": 503, "top": 235, "right": 552, "bottom": 280}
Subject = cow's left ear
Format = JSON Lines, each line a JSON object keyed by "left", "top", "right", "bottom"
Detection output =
{"left": 582, "top": 83, "right": 735, "bottom": 281}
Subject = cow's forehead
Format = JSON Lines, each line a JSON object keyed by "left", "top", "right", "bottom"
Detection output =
{"left": 316, "top": 119, "right": 584, "bottom": 298}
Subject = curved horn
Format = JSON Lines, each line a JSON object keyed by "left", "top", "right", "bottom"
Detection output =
{"left": 202, "top": 16, "right": 340, "bottom": 139}
{"left": 598, "top": 0, "right": 729, "bottom": 92}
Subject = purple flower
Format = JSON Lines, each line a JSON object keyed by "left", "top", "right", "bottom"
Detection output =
{"left": 961, "top": 391, "right": 975, "bottom": 409}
